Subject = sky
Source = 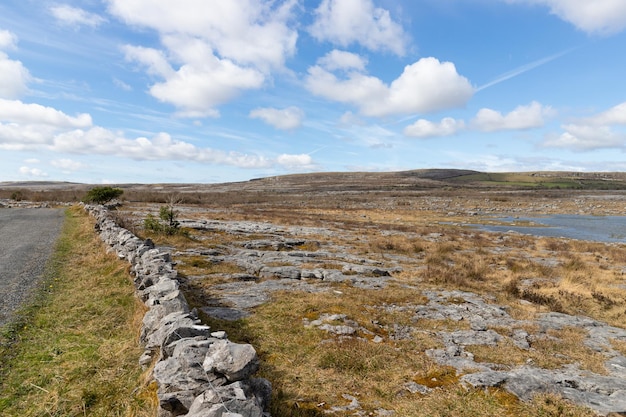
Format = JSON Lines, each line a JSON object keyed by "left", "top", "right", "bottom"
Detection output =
{"left": 1, "top": 0, "right": 626, "bottom": 184}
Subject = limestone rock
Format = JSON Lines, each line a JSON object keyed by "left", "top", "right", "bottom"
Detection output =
{"left": 204, "top": 340, "right": 260, "bottom": 382}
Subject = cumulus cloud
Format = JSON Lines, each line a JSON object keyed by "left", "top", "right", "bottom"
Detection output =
{"left": 109, "top": 0, "right": 298, "bottom": 70}
{"left": 276, "top": 153, "right": 314, "bottom": 169}
{"left": 19, "top": 166, "right": 48, "bottom": 177}
{"left": 0, "top": 99, "right": 92, "bottom": 128}
{"left": 507, "top": 0, "right": 626, "bottom": 35}
{"left": 0, "top": 29, "right": 17, "bottom": 50}
{"left": 317, "top": 50, "right": 368, "bottom": 72}
{"left": 404, "top": 117, "right": 465, "bottom": 138}
{"left": 542, "top": 101, "right": 626, "bottom": 150}
{"left": 472, "top": 101, "right": 554, "bottom": 132}
{"left": 249, "top": 106, "right": 304, "bottom": 130}
{"left": 50, "top": 5, "right": 107, "bottom": 28}
{"left": 306, "top": 56, "right": 473, "bottom": 117}
{"left": 109, "top": 0, "right": 298, "bottom": 116}
{"left": 0, "top": 31, "right": 31, "bottom": 99}
{"left": 309, "top": 0, "right": 409, "bottom": 56}
{"left": 0, "top": 98, "right": 313, "bottom": 169}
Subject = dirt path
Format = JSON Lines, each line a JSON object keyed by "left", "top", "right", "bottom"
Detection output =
{"left": 0, "top": 208, "right": 65, "bottom": 327}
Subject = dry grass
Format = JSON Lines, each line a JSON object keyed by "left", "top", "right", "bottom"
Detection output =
{"left": 114, "top": 191, "right": 626, "bottom": 416}
{"left": 176, "top": 255, "right": 244, "bottom": 276}
{"left": 467, "top": 327, "right": 608, "bottom": 374}
{"left": 0, "top": 206, "right": 157, "bottom": 416}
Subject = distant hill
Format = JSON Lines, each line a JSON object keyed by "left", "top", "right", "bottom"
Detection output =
{"left": 2, "top": 170, "right": 626, "bottom": 202}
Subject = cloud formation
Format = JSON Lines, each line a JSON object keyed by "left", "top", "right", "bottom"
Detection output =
{"left": 50, "top": 5, "right": 107, "bottom": 28}
{"left": 404, "top": 117, "right": 465, "bottom": 138}
{"left": 0, "top": 98, "right": 313, "bottom": 169}
{"left": 317, "top": 49, "right": 368, "bottom": 72}
{"left": 508, "top": 0, "right": 626, "bottom": 35}
{"left": 0, "top": 29, "right": 17, "bottom": 49}
{"left": 19, "top": 166, "right": 47, "bottom": 177}
{"left": 306, "top": 56, "right": 473, "bottom": 117}
{"left": 249, "top": 106, "right": 304, "bottom": 130}
{"left": 0, "top": 31, "right": 31, "bottom": 99}
{"left": 472, "top": 101, "right": 554, "bottom": 132}
{"left": 543, "top": 101, "right": 626, "bottom": 150}
{"left": 124, "top": 42, "right": 264, "bottom": 118}
{"left": 404, "top": 102, "right": 552, "bottom": 138}
{"left": 110, "top": 0, "right": 298, "bottom": 117}
{"left": 309, "top": 0, "right": 408, "bottom": 56}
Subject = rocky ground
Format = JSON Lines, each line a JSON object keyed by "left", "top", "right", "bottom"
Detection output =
{"left": 115, "top": 190, "right": 626, "bottom": 416}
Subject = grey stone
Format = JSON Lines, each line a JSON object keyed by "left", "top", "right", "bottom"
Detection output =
{"left": 204, "top": 340, "right": 260, "bottom": 382}
{"left": 404, "top": 382, "right": 431, "bottom": 395}
{"left": 259, "top": 266, "right": 301, "bottom": 280}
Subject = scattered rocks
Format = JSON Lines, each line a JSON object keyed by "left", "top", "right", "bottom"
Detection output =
{"left": 412, "top": 289, "right": 626, "bottom": 416}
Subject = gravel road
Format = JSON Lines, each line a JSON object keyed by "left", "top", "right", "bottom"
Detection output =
{"left": 0, "top": 208, "right": 65, "bottom": 328}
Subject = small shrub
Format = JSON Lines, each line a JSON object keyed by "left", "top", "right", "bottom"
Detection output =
{"left": 144, "top": 201, "right": 186, "bottom": 236}
{"left": 10, "top": 191, "right": 23, "bottom": 201}
{"left": 82, "top": 186, "right": 123, "bottom": 204}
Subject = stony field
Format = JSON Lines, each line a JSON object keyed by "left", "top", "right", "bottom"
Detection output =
{"left": 111, "top": 187, "right": 626, "bottom": 417}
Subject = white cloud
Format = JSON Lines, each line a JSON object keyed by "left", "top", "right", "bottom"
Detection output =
{"left": 0, "top": 98, "right": 312, "bottom": 170}
{"left": 19, "top": 166, "right": 48, "bottom": 177}
{"left": 317, "top": 50, "right": 368, "bottom": 72}
{"left": 249, "top": 106, "right": 304, "bottom": 130}
{"left": 0, "top": 30, "right": 17, "bottom": 50}
{"left": 0, "top": 32, "right": 31, "bottom": 99}
{"left": 50, "top": 5, "right": 107, "bottom": 28}
{"left": 309, "top": 0, "right": 409, "bottom": 56}
{"left": 276, "top": 153, "right": 314, "bottom": 169}
{"left": 507, "top": 0, "right": 626, "bottom": 35}
{"left": 305, "top": 57, "right": 473, "bottom": 117}
{"left": 543, "top": 125, "right": 624, "bottom": 150}
{"left": 114, "top": 0, "right": 298, "bottom": 117}
{"left": 580, "top": 101, "right": 626, "bottom": 125}
{"left": 109, "top": 0, "right": 298, "bottom": 70}
{"left": 108, "top": 0, "right": 298, "bottom": 68}
{"left": 123, "top": 43, "right": 264, "bottom": 118}
{"left": 472, "top": 101, "right": 553, "bottom": 132}
{"left": 51, "top": 158, "right": 87, "bottom": 171}
{"left": 404, "top": 117, "right": 465, "bottom": 138}
{"left": 0, "top": 99, "right": 92, "bottom": 127}
{"left": 542, "top": 101, "right": 626, "bottom": 150}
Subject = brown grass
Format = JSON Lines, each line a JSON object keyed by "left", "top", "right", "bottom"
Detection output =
{"left": 0, "top": 206, "right": 157, "bottom": 416}
{"left": 109, "top": 190, "right": 626, "bottom": 416}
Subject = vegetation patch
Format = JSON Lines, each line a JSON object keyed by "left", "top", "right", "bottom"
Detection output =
{"left": 0, "top": 206, "right": 156, "bottom": 416}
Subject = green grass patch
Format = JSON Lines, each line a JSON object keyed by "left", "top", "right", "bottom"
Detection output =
{"left": 0, "top": 206, "right": 156, "bottom": 417}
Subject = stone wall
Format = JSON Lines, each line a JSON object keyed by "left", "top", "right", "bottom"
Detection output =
{"left": 84, "top": 204, "right": 271, "bottom": 417}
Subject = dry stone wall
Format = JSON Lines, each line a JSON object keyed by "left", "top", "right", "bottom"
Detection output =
{"left": 84, "top": 204, "right": 271, "bottom": 417}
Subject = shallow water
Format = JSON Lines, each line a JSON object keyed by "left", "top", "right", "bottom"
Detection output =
{"left": 472, "top": 214, "right": 626, "bottom": 243}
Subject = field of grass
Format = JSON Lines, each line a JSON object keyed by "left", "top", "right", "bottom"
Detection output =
{"left": 0, "top": 206, "right": 157, "bottom": 417}
{"left": 124, "top": 188, "right": 626, "bottom": 417}
{"left": 2, "top": 175, "right": 625, "bottom": 417}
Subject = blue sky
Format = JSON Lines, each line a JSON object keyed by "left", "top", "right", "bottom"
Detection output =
{"left": 1, "top": 0, "right": 626, "bottom": 184}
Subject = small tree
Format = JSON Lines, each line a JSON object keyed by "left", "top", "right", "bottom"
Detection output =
{"left": 82, "top": 186, "right": 123, "bottom": 205}
{"left": 159, "top": 205, "right": 180, "bottom": 235}
{"left": 143, "top": 196, "right": 185, "bottom": 236}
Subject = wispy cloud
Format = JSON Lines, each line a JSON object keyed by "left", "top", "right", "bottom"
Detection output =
{"left": 49, "top": 5, "right": 107, "bottom": 29}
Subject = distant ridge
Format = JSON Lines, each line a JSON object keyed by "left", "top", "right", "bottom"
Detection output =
{"left": 2, "top": 170, "right": 626, "bottom": 194}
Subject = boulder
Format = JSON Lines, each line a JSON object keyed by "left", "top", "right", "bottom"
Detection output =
{"left": 203, "top": 340, "right": 260, "bottom": 382}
